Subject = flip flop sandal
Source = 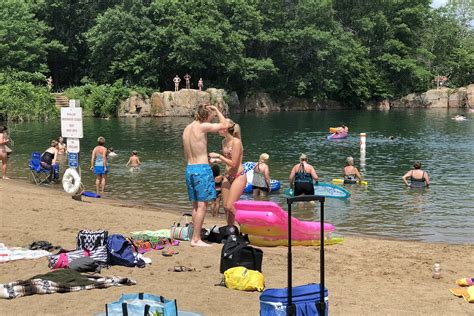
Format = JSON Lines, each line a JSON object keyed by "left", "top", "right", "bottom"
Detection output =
{"left": 162, "top": 249, "right": 179, "bottom": 257}
{"left": 171, "top": 239, "right": 180, "bottom": 246}
{"left": 168, "top": 265, "right": 196, "bottom": 272}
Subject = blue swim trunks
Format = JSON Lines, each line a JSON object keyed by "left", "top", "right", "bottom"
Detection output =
{"left": 185, "top": 164, "right": 216, "bottom": 202}
{"left": 94, "top": 165, "right": 108, "bottom": 175}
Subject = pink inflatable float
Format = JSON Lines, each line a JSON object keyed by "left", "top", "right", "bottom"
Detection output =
{"left": 235, "top": 201, "right": 338, "bottom": 246}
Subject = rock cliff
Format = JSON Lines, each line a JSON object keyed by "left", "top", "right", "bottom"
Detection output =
{"left": 118, "top": 83, "right": 474, "bottom": 117}
{"left": 382, "top": 84, "right": 474, "bottom": 110}
{"left": 236, "top": 92, "right": 346, "bottom": 113}
{"left": 118, "top": 88, "right": 229, "bottom": 117}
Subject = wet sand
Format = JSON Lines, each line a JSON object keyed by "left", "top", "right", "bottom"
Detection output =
{"left": 0, "top": 180, "right": 473, "bottom": 315}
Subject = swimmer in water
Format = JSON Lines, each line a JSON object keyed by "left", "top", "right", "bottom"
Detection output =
{"left": 107, "top": 147, "right": 118, "bottom": 157}
{"left": 126, "top": 151, "right": 141, "bottom": 171}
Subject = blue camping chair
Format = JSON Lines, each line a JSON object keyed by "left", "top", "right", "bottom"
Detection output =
{"left": 29, "top": 151, "right": 59, "bottom": 185}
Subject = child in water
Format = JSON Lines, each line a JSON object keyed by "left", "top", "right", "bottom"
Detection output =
{"left": 126, "top": 151, "right": 141, "bottom": 171}
{"left": 107, "top": 147, "right": 118, "bottom": 157}
{"left": 210, "top": 163, "right": 223, "bottom": 216}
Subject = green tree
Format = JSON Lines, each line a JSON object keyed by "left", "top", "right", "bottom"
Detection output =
{"left": 424, "top": 2, "right": 474, "bottom": 87}
{"left": 0, "top": 0, "right": 57, "bottom": 74}
{"left": 36, "top": 0, "right": 121, "bottom": 87}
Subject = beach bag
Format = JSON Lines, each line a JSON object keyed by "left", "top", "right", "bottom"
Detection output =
{"left": 77, "top": 230, "right": 109, "bottom": 264}
{"left": 220, "top": 235, "right": 263, "bottom": 273}
{"left": 206, "top": 225, "right": 240, "bottom": 243}
{"left": 170, "top": 213, "right": 193, "bottom": 241}
{"left": 105, "top": 293, "right": 178, "bottom": 316}
{"left": 76, "top": 230, "right": 108, "bottom": 250}
{"left": 48, "top": 249, "right": 90, "bottom": 269}
{"left": 107, "top": 234, "right": 143, "bottom": 267}
{"left": 88, "top": 245, "right": 109, "bottom": 265}
{"left": 260, "top": 284, "right": 328, "bottom": 316}
{"left": 224, "top": 266, "right": 265, "bottom": 292}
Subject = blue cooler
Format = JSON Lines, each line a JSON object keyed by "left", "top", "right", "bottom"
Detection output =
{"left": 260, "top": 195, "right": 329, "bottom": 316}
{"left": 260, "top": 284, "right": 328, "bottom": 316}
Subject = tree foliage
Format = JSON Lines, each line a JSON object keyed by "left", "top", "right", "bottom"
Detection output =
{"left": 0, "top": 0, "right": 472, "bottom": 118}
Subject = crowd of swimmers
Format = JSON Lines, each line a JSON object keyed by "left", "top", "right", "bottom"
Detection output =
{"left": 181, "top": 104, "right": 435, "bottom": 246}
{"left": 2, "top": 104, "right": 433, "bottom": 247}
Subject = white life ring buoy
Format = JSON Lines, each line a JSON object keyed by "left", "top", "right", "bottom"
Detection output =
{"left": 62, "top": 168, "right": 81, "bottom": 194}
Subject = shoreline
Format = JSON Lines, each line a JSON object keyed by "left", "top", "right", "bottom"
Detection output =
{"left": 4, "top": 177, "right": 473, "bottom": 246}
{"left": 1, "top": 180, "right": 473, "bottom": 315}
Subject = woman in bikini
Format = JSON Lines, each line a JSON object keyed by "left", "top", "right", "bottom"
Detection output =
{"left": 209, "top": 119, "right": 246, "bottom": 225}
{"left": 0, "top": 126, "right": 9, "bottom": 179}
{"left": 402, "top": 161, "right": 430, "bottom": 188}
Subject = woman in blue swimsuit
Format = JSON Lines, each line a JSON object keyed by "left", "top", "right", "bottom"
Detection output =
{"left": 90, "top": 136, "right": 108, "bottom": 195}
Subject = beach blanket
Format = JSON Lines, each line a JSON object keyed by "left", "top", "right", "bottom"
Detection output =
{"left": 0, "top": 269, "right": 136, "bottom": 299}
{"left": 0, "top": 243, "right": 50, "bottom": 263}
{"left": 130, "top": 229, "right": 171, "bottom": 242}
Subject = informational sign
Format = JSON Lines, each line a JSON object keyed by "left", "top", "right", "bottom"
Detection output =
{"left": 68, "top": 152, "right": 79, "bottom": 168}
{"left": 61, "top": 107, "right": 83, "bottom": 138}
{"left": 67, "top": 138, "right": 80, "bottom": 153}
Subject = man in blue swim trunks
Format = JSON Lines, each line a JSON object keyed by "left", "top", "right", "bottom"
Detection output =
{"left": 183, "top": 104, "right": 229, "bottom": 247}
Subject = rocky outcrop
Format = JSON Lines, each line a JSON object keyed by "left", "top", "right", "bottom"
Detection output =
{"left": 236, "top": 93, "right": 345, "bottom": 113}
{"left": 118, "top": 83, "right": 473, "bottom": 117}
{"left": 365, "top": 99, "right": 390, "bottom": 111}
{"left": 390, "top": 85, "right": 473, "bottom": 109}
{"left": 118, "top": 92, "right": 150, "bottom": 117}
{"left": 466, "top": 84, "right": 474, "bottom": 108}
{"left": 118, "top": 88, "right": 229, "bottom": 117}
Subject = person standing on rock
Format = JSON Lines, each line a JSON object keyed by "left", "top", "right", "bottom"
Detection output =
{"left": 184, "top": 73, "right": 191, "bottom": 89}
{"left": 182, "top": 104, "right": 229, "bottom": 247}
{"left": 198, "top": 78, "right": 203, "bottom": 91}
{"left": 173, "top": 75, "right": 181, "bottom": 91}
{"left": 46, "top": 76, "right": 53, "bottom": 91}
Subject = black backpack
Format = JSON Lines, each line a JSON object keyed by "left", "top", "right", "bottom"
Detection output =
{"left": 220, "top": 235, "right": 263, "bottom": 273}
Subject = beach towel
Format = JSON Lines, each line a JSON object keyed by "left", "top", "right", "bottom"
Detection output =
{"left": 0, "top": 243, "right": 50, "bottom": 263}
{"left": 450, "top": 286, "right": 474, "bottom": 303}
{"left": 0, "top": 269, "right": 136, "bottom": 299}
{"left": 130, "top": 229, "right": 171, "bottom": 242}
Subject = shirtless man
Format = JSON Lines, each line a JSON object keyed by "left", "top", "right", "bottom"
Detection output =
{"left": 183, "top": 104, "right": 229, "bottom": 247}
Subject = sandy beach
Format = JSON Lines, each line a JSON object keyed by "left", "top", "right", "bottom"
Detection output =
{"left": 0, "top": 180, "right": 473, "bottom": 315}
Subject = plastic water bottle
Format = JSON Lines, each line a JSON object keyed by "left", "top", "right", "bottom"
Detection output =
{"left": 432, "top": 263, "right": 441, "bottom": 279}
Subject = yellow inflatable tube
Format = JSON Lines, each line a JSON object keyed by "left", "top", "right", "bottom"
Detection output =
{"left": 329, "top": 127, "right": 339, "bottom": 133}
{"left": 249, "top": 235, "right": 344, "bottom": 247}
{"left": 332, "top": 178, "right": 368, "bottom": 186}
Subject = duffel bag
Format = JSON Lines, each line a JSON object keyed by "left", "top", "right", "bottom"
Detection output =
{"left": 220, "top": 235, "right": 263, "bottom": 273}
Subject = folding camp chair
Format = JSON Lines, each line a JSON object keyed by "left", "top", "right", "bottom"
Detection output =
{"left": 28, "top": 151, "right": 58, "bottom": 185}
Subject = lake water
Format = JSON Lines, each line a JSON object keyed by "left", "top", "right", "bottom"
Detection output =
{"left": 4, "top": 109, "right": 474, "bottom": 243}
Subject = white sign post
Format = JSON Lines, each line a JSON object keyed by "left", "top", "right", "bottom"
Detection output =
{"left": 61, "top": 100, "right": 83, "bottom": 172}
{"left": 61, "top": 107, "right": 83, "bottom": 138}
{"left": 67, "top": 138, "right": 80, "bottom": 153}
